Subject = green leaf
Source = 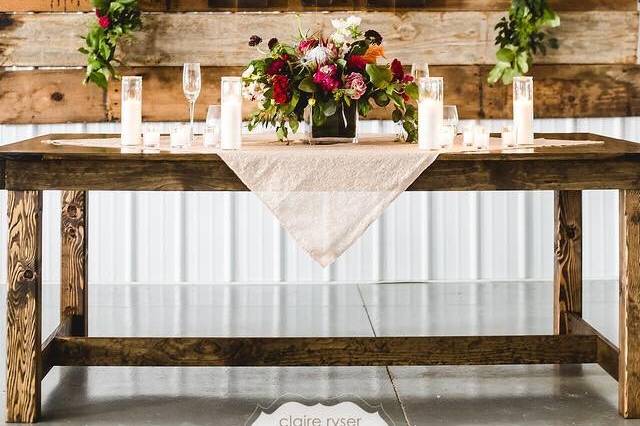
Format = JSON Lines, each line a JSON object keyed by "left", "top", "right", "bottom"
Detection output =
{"left": 373, "top": 91, "right": 390, "bottom": 107}
{"left": 323, "top": 100, "right": 337, "bottom": 117}
{"left": 404, "top": 82, "right": 418, "bottom": 100}
{"left": 289, "top": 116, "right": 299, "bottom": 133}
{"left": 516, "top": 52, "right": 529, "bottom": 74}
{"left": 365, "top": 64, "right": 392, "bottom": 89}
{"left": 487, "top": 63, "right": 506, "bottom": 85}
{"left": 298, "top": 77, "right": 317, "bottom": 93}
{"left": 392, "top": 109, "right": 402, "bottom": 122}
{"left": 496, "top": 47, "right": 515, "bottom": 63}
{"left": 501, "top": 67, "right": 517, "bottom": 84}
{"left": 542, "top": 9, "right": 560, "bottom": 28}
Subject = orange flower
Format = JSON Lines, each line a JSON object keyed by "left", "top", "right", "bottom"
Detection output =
{"left": 361, "top": 44, "right": 385, "bottom": 64}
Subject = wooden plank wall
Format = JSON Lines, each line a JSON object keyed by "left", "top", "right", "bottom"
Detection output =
{"left": 0, "top": 0, "right": 637, "bottom": 124}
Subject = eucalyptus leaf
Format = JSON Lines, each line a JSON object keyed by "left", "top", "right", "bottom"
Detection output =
{"left": 298, "top": 77, "right": 317, "bottom": 93}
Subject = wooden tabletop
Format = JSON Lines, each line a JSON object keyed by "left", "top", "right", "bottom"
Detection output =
{"left": 1, "top": 132, "right": 639, "bottom": 191}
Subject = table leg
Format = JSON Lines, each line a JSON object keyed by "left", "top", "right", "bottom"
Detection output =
{"left": 61, "top": 191, "right": 88, "bottom": 336}
{"left": 554, "top": 190, "right": 582, "bottom": 335}
{"left": 619, "top": 189, "right": 640, "bottom": 418}
{"left": 6, "top": 190, "right": 42, "bottom": 423}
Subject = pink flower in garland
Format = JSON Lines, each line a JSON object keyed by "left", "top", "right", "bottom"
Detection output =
{"left": 313, "top": 64, "right": 340, "bottom": 92}
{"left": 344, "top": 72, "right": 367, "bottom": 100}
{"left": 96, "top": 12, "right": 111, "bottom": 29}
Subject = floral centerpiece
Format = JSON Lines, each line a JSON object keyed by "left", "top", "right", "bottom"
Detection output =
{"left": 242, "top": 16, "right": 419, "bottom": 143}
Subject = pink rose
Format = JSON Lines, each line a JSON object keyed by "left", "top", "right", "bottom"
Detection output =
{"left": 97, "top": 14, "right": 111, "bottom": 29}
{"left": 313, "top": 64, "right": 340, "bottom": 92}
{"left": 344, "top": 72, "right": 367, "bottom": 100}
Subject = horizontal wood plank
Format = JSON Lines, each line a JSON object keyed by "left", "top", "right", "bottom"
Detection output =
{"left": 52, "top": 335, "right": 597, "bottom": 366}
{"left": 565, "top": 313, "right": 619, "bottom": 381}
{"left": 2, "top": 0, "right": 634, "bottom": 11}
{"left": 0, "top": 12, "right": 635, "bottom": 67}
{"left": 3, "top": 64, "right": 640, "bottom": 124}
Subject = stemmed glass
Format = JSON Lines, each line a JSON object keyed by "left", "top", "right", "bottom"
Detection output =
{"left": 411, "top": 63, "right": 430, "bottom": 81}
{"left": 440, "top": 105, "right": 459, "bottom": 148}
{"left": 183, "top": 63, "right": 201, "bottom": 145}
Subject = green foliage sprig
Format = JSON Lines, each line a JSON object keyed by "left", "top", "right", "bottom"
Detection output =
{"left": 79, "top": 0, "right": 142, "bottom": 89}
{"left": 488, "top": 0, "right": 560, "bottom": 85}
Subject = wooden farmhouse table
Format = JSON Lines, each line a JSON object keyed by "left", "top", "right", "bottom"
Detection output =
{"left": 1, "top": 132, "right": 640, "bottom": 422}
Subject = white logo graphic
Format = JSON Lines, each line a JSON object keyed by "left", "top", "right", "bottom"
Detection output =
{"left": 246, "top": 395, "right": 393, "bottom": 426}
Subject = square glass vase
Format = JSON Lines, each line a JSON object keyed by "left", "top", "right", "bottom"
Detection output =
{"left": 304, "top": 102, "right": 358, "bottom": 144}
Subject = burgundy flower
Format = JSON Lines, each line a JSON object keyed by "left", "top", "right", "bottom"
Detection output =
{"left": 268, "top": 38, "right": 279, "bottom": 50}
{"left": 272, "top": 75, "right": 290, "bottom": 104}
{"left": 266, "top": 59, "right": 286, "bottom": 75}
{"left": 347, "top": 55, "right": 367, "bottom": 71}
{"left": 402, "top": 74, "right": 414, "bottom": 83}
{"left": 248, "top": 35, "right": 262, "bottom": 47}
{"left": 313, "top": 64, "right": 340, "bottom": 92}
{"left": 390, "top": 59, "right": 404, "bottom": 82}
{"left": 298, "top": 38, "right": 319, "bottom": 54}
{"left": 97, "top": 14, "right": 111, "bottom": 29}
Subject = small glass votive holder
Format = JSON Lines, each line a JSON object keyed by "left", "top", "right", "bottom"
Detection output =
{"left": 501, "top": 125, "right": 515, "bottom": 148}
{"left": 439, "top": 126, "right": 456, "bottom": 149}
{"left": 474, "top": 125, "right": 490, "bottom": 150}
{"left": 204, "top": 105, "right": 221, "bottom": 147}
{"left": 462, "top": 124, "right": 475, "bottom": 147}
{"left": 143, "top": 123, "right": 161, "bottom": 153}
{"left": 170, "top": 124, "right": 190, "bottom": 150}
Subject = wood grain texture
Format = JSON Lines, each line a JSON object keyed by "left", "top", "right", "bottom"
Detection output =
{"left": 2, "top": 133, "right": 640, "bottom": 191}
{"left": 554, "top": 190, "right": 582, "bottom": 335}
{"left": 60, "top": 191, "right": 88, "bottom": 337}
{"left": 619, "top": 189, "right": 640, "bottom": 418}
{"left": 2, "top": 0, "right": 634, "bottom": 11}
{"left": 6, "top": 191, "right": 42, "bottom": 423}
{"left": 52, "top": 335, "right": 598, "bottom": 366}
{"left": 41, "top": 316, "right": 72, "bottom": 379}
{"left": 0, "top": 12, "right": 635, "bottom": 67}
{"left": 4, "top": 64, "right": 640, "bottom": 124}
{"left": 565, "top": 313, "right": 619, "bottom": 381}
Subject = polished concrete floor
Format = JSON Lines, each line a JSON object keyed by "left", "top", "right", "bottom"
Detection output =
{"left": 0, "top": 280, "right": 635, "bottom": 425}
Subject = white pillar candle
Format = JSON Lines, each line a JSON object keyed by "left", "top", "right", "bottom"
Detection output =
{"left": 121, "top": 98, "right": 142, "bottom": 146}
{"left": 513, "top": 99, "right": 533, "bottom": 145}
{"left": 418, "top": 98, "right": 442, "bottom": 150}
{"left": 220, "top": 97, "right": 242, "bottom": 150}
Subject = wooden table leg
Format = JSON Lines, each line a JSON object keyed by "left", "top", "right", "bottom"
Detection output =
{"left": 619, "top": 189, "right": 640, "bottom": 418}
{"left": 6, "top": 191, "right": 43, "bottom": 423}
{"left": 554, "top": 190, "right": 582, "bottom": 335}
{"left": 61, "top": 191, "right": 88, "bottom": 336}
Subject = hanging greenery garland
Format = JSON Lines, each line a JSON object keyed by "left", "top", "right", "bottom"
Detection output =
{"left": 79, "top": 0, "right": 142, "bottom": 89}
{"left": 488, "top": 0, "right": 560, "bottom": 85}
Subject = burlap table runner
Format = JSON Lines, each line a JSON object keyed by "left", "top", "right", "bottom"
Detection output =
{"left": 44, "top": 134, "right": 602, "bottom": 266}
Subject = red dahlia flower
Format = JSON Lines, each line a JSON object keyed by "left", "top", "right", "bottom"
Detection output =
{"left": 267, "top": 59, "right": 286, "bottom": 75}
{"left": 391, "top": 59, "right": 404, "bottom": 82}
{"left": 347, "top": 55, "right": 367, "bottom": 71}
{"left": 272, "top": 75, "right": 290, "bottom": 104}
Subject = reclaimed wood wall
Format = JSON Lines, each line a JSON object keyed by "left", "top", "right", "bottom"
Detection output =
{"left": 0, "top": 0, "right": 638, "bottom": 123}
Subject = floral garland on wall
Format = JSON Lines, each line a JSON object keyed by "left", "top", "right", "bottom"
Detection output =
{"left": 488, "top": 0, "right": 560, "bottom": 85}
{"left": 79, "top": 0, "right": 142, "bottom": 89}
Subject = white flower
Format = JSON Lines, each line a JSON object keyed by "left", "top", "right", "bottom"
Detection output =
{"left": 331, "top": 32, "right": 346, "bottom": 44}
{"left": 241, "top": 64, "right": 254, "bottom": 79}
{"left": 346, "top": 16, "right": 361, "bottom": 27}
{"left": 303, "top": 45, "right": 335, "bottom": 68}
{"left": 331, "top": 18, "right": 349, "bottom": 31}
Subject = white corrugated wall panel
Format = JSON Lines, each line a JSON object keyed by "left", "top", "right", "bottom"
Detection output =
{"left": 0, "top": 118, "right": 632, "bottom": 284}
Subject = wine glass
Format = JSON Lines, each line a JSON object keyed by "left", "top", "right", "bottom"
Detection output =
{"left": 411, "top": 63, "right": 430, "bottom": 81}
{"left": 183, "top": 63, "right": 201, "bottom": 145}
{"left": 440, "top": 105, "right": 458, "bottom": 148}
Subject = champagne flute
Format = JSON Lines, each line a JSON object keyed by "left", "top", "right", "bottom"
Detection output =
{"left": 183, "top": 63, "right": 201, "bottom": 145}
{"left": 411, "top": 63, "right": 430, "bottom": 81}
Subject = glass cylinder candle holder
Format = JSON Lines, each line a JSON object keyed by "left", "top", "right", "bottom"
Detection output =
{"left": 474, "top": 125, "right": 489, "bottom": 150}
{"left": 501, "top": 125, "right": 514, "bottom": 148}
{"left": 204, "top": 105, "right": 221, "bottom": 147}
{"left": 462, "top": 123, "right": 475, "bottom": 147}
{"left": 417, "top": 77, "right": 443, "bottom": 151}
{"left": 142, "top": 123, "right": 161, "bottom": 153}
{"left": 121, "top": 76, "right": 142, "bottom": 147}
{"left": 170, "top": 124, "right": 190, "bottom": 150}
{"left": 513, "top": 76, "right": 534, "bottom": 146}
{"left": 220, "top": 77, "right": 243, "bottom": 150}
